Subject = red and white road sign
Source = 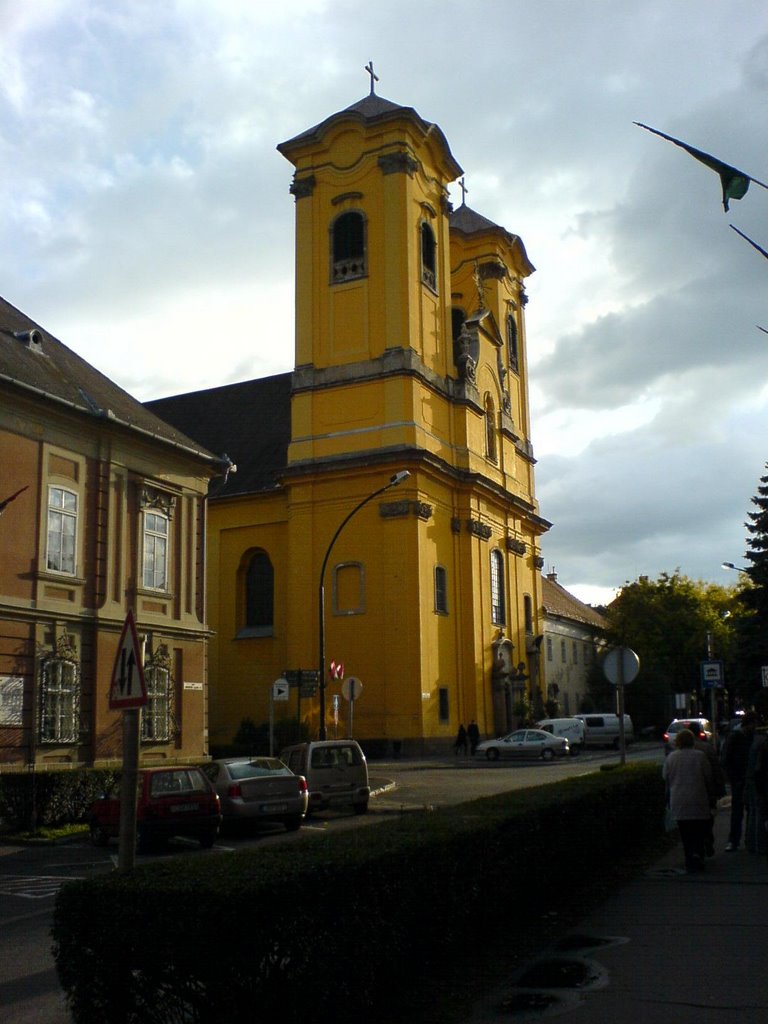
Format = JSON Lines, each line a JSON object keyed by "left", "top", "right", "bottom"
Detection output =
{"left": 109, "top": 610, "right": 147, "bottom": 709}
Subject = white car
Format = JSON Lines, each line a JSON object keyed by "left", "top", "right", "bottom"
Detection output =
{"left": 476, "top": 728, "right": 569, "bottom": 761}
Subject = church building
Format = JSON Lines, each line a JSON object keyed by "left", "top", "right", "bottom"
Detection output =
{"left": 148, "top": 80, "right": 551, "bottom": 754}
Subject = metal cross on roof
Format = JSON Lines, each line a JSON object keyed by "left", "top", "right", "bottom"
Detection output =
{"left": 459, "top": 177, "right": 469, "bottom": 206}
{"left": 365, "top": 61, "right": 379, "bottom": 95}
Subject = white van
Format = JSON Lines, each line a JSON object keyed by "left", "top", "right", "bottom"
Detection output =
{"left": 535, "top": 717, "right": 586, "bottom": 754}
{"left": 574, "top": 713, "right": 634, "bottom": 749}
{"left": 280, "top": 740, "right": 370, "bottom": 815}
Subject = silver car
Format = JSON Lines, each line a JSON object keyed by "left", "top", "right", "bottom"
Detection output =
{"left": 208, "top": 757, "right": 308, "bottom": 831}
{"left": 476, "top": 729, "right": 569, "bottom": 761}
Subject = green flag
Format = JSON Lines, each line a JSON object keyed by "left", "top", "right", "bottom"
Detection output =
{"left": 634, "top": 122, "right": 767, "bottom": 211}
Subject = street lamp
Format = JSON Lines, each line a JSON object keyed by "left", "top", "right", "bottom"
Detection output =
{"left": 317, "top": 471, "right": 410, "bottom": 740}
{"left": 722, "top": 561, "right": 749, "bottom": 573}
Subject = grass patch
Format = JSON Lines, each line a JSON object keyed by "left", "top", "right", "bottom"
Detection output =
{"left": 2, "top": 822, "right": 90, "bottom": 844}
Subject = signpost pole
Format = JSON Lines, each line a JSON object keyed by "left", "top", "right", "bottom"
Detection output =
{"left": 617, "top": 654, "right": 626, "bottom": 767}
{"left": 117, "top": 708, "right": 140, "bottom": 872}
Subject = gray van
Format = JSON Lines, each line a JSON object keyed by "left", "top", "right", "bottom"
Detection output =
{"left": 575, "top": 713, "right": 634, "bottom": 749}
{"left": 280, "top": 740, "right": 370, "bottom": 815}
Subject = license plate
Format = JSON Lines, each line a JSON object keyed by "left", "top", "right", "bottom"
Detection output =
{"left": 170, "top": 803, "right": 197, "bottom": 813}
{"left": 261, "top": 803, "right": 288, "bottom": 813}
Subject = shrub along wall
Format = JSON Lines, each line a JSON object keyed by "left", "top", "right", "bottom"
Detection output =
{"left": 0, "top": 769, "right": 119, "bottom": 831}
{"left": 53, "top": 764, "right": 665, "bottom": 1024}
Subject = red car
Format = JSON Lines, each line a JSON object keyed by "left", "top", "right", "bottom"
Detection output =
{"left": 89, "top": 766, "right": 222, "bottom": 851}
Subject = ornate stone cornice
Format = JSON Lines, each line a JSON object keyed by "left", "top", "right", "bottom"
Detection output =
{"left": 290, "top": 174, "right": 316, "bottom": 200}
{"left": 467, "top": 518, "right": 492, "bottom": 541}
{"left": 378, "top": 152, "right": 418, "bottom": 177}
{"left": 379, "top": 500, "right": 433, "bottom": 521}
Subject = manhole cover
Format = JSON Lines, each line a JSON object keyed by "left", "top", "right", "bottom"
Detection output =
{"left": 514, "top": 957, "right": 607, "bottom": 991}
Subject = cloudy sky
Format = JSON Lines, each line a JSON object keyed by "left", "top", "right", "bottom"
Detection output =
{"left": 2, "top": 0, "right": 767, "bottom": 604}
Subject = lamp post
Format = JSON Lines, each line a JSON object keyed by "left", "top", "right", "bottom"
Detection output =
{"left": 317, "top": 471, "right": 410, "bottom": 740}
{"left": 722, "top": 561, "right": 749, "bottom": 573}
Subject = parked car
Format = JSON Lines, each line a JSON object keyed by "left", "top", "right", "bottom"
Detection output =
{"left": 535, "top": 717, "right": 586, "bottom": 754}
{"left": 207, "top": 757, "right": 308, "bottom": 831}
{"left": 89, "top": 766, "right": 222, "bottom": 851}
{"left": 574, "top": 713, "right": 634, "bottom": 749}
{"left": 475, "top": 729, "right": 569, "bottom": 761}
{"left": 280, "top": 740, "right": 370, "bottom": 815}
{"left": 663, "top": 717, "right": 713, "bottom": 754}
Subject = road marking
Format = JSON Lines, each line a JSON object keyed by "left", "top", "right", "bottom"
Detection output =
{"left": 0, "top": 875, "right": 82, "bottom": 899}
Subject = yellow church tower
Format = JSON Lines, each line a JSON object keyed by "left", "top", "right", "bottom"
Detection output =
{"left": 147, "top": 73, "right": 550, "bottom": 753}
{"left": 275, "top": 73, "right": 550, "bottom": 749}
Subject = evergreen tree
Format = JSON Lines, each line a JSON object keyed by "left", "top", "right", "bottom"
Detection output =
{"left": 732, "top": 464, "right": 768, "bottom": 711}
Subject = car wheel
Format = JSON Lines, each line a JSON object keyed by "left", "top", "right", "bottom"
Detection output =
{"left": 284, "top": 815, "right": 303, "bottom": 832}
{"left": 89, "top": 823, "right": 109, "bottom": 847}
{"left": 199, "top": 829, "right": 218, "bottom": 849}
{"left": 570, "top": 745, "right": 581, "bottom": 756}
{"left": 486, "top": 748, "right": 499, "bottom": 761}
{"left": 352, "top": 801, "right": 369, "bottom": 816}
{"left": 541, "top": 748, "right": 555, "bottom": 761}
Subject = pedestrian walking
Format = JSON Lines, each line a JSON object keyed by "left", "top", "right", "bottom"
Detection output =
{"left": 690, "top": 722, "right": 726, "bottom": 856}
{"left": 454, "top": 724, "right": 468, "bottom": 756}
{"left": 745, "top": 729, "right": 767, "bottom": 854}
{"left": 467, "top": 720, "right": 480, "bottom": 756}
{"left": 721, "top": 711, "right": 758, "bottom": 851}
{"left": 663, "top": 728, "right": 714, "bottom": 873}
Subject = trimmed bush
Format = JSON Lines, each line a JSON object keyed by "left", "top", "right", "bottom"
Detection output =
{"left": 0, "top": 768, "right": 119, "bottom": 831}
{"left": 53, "top": 764, "right": 665, "bottom": 1024}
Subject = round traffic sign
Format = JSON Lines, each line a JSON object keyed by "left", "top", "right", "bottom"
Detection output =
{"left": 341, "top": 676, "right": 363, "bottom": 701}
{"left": 603, "top": 647, "right": 640, "bottom": 685}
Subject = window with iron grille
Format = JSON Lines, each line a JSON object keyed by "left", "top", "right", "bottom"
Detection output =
{"left": 142, "top": 660, "right": 172, "bottom": 742}
{"left": 40, "top": 655, "right": 79, "bottom": 743}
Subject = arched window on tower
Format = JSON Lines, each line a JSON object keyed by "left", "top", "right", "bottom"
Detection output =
{"left": 421, "top": 222, "right": 437, "bottom": 291}
{"left": 490, "top": 550, "right": 506, "bottom": 626}
{"left": 331, "top": 211, "right": 366, "bottom": 283}
{"left": 484, "top": 394, "right": 498, "bottom": 462}
{"left": 243, "top": 550, "right": 274, "bottom": 636}
{"left": 507, "top": 313, "right": 519, "bottom": 373}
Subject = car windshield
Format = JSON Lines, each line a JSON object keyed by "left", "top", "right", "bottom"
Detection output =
{"left": 228, "top": 759, "right": 291, "bottom": 780}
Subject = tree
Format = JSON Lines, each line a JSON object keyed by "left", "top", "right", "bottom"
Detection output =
{"left": 731, "top": 465, "right": 768, "bottom": 712}
{"left": 590, "top": 572, "right": 740, "bottom": 730}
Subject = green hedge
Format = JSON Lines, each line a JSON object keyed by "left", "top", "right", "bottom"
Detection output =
{"left": 53, "top": 764, "right": 665, "bottom": 1024}
{"left": 0, "top": 768, "right": 119, "bottom": 831}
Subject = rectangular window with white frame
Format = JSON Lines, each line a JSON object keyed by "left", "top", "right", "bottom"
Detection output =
{"left": 143, "top": 511, "right": 169, "bottom": 590}
{"left": 47, "top": 486, "right": 78, "bottom": 574}
{"left": 40, "top": 657, "right": 79, "bottom": 743}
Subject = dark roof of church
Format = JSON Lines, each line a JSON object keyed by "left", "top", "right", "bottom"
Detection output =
{"left": 145, "top": 373, "right": 292, "bottom": 496}
{"left": 450, "top": 203, "right": 536, "bottom": 275}
{"left": 278, "top": 92, "right": 463, "bottom": 178}
{"left": 0, "top": 295, "right": 218, "bottom": 465}
{"left": 541, "top": 575, "right": 608, "bottom": 630}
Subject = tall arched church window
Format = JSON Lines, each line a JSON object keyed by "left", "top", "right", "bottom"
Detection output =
{"left": 245, "top": 551, "right": 274, "bottom": 635}
{"left": 507, "top": 313, "right": 519, "bottom": 373}
{"left": 331, "top": 211, "right": 366, "bottom": 282}
{"left": 484, "top": 394, "right": 498, "bottom": 462}
{"left": 490, "top": 550, "right": 506, "bottom": 626}
{"left": 421, "top": 222, "right": 437, "bottom": 291}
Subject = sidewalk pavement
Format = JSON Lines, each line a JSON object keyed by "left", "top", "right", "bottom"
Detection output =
{"left": 465, "top": 804, "right": 768, "bottom": 1023}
